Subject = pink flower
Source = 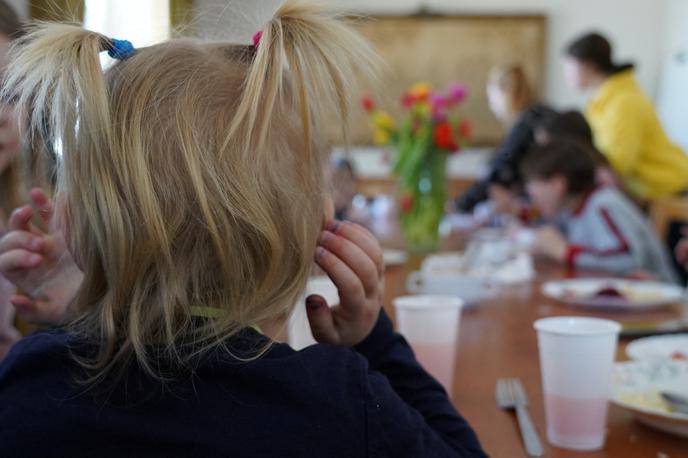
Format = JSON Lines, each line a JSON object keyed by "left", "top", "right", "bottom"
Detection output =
{"left": 429, "top": 94, "right": 448, "bottom": 122}
{"left": 446, "top": 84, "right": 468, "bottom": 105}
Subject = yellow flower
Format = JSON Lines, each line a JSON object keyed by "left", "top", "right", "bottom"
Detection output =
{"left": 372, "top": 111, "right": 396, "bottom": 131}
{"left": 373, "top": 129, "right": 391, "bottom": 145}
{"left": 409, "top": 82, "right": 432, "bottom": 101}
{"left": 415, "top": 102, "right": 430, "bottom": 118}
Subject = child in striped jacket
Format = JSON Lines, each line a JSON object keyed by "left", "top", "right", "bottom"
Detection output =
{"left": 521, "top": 139, "right": 678, "bottom": 283}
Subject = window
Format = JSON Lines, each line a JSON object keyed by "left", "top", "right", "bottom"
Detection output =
{"left": 84, "top": 0, "right": 170, "bottom": 65}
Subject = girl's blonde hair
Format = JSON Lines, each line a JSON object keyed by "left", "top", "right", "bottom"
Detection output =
{"left": 488, "top": 64, "right": 533, "bottom": 119}
{"left": 2, "top": 0, "right": 378, "bottom": 381}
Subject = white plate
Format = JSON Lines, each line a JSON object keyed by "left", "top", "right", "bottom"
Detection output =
{"left": 383, "top": 249, "right": 408, "bottom": 267}
{"left": 541, "top": 278, "right": 685, "bottom": 310}
{"left": 626, "top": 334, "right": 688, "bottom": 361}
{"left": 611, "top": 360, "right": 688, "bottom": 438}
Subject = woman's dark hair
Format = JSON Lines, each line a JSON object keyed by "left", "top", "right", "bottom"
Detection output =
{"left": 537, "top": 111, "right": 593, "bottom": 145}
{"left": 0, "top": 0, "right": 23, "bottom": 40}
{"left": 566, "top": 32, "right": 634, "bottom": 75}
{"left": 521, "top": 139, "right": 597, "bottom": 195}
{"left": 535, "top": 111, "right": 610, "bottom": 167}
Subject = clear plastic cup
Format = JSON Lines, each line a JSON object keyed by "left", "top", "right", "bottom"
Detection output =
{"left": 393, "top": 295, "right": 463, "bottom": 395}
{"left": 534, "top": 316, "right": 621, "bottom": 451}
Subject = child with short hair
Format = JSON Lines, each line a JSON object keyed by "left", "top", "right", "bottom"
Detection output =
{"left": 534, "top": 110, "right": 618, "bottom": 188}
{"left": 521, "top": 139, "right": 677, "bottom": 282}
{"left": 0, "top": 2, "right": 485, "bottom": 457}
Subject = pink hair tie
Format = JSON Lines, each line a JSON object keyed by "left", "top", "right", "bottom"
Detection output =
{"left": 252, "top": 31, "right": 263, "bottom": 48}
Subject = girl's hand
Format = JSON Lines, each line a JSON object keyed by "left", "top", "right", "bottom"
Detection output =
{"left": 306, "top": 220, "right": 384, "bottom": 347}
{"left": 0, "top": 188, "right": 83, "bottom": 325}
{"left": 532, "top": 226, "right": 568, "bottom": 262}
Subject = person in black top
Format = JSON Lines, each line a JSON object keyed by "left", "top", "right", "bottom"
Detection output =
{"left": 0, "top": 1, "right": 487, "bottom": 456}
{"left": 455, "top": 65, "right": 555, "bottom": 213}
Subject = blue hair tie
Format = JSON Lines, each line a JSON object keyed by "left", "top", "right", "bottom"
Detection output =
{"left": 107, "top": 38, "right": 136, "bottom": 60}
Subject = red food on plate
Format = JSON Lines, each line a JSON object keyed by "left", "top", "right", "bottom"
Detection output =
{"left": 593, "top": 286, "right": 626, "bottom": 299}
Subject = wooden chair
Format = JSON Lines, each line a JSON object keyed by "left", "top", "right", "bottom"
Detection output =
{"left": 649, "top": 197, "right": 688, "bottom": 240}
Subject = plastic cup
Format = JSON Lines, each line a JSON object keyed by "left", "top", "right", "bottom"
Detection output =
{"left": 393, "top": 295, "right": 463, "bottom": 395}
{"left": 288, "top": 277, "right": 339, "bottom": 350}
{"left": 534, "top": 316, "right": 621, "bottom": 451}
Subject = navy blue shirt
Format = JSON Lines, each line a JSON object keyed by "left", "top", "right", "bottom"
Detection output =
{"left": 0, "top": 311, "right": 486, "bottom": 457}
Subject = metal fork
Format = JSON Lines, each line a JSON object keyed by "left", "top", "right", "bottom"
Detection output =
{"left": 496, "top": 378, "right": 544, "bottom": 457}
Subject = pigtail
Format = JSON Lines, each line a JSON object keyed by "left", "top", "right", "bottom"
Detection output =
{"left": 2, "top": 24, "right": 113, "bottom": 168}
{"left": 228, "top": 0, "right": 379, "bottom": 158}
{"left": 1, "top": 24, "right": 124, "bottom": 376}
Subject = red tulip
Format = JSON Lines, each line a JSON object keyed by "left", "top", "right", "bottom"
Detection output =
{"left": 362, "top": 96, "right": 375, "bottom": 113}
{"left": 401, "top": 92, "right": 416, "bottom": 109}
{"left": 434, "top": 122, "right": 457, "bottom": 151}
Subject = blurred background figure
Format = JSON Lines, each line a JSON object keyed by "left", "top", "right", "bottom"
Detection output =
{"left": 455, "top": 64, "right": 555, "bottom": 219}
{"left": 521, "top": 140, "right": 678, "bottom": 283}
{"left": 564, "top": 32, "right": 688, "bottom": 202}
{"left": 327, "top": 157, "right": 357, "bottom": 221}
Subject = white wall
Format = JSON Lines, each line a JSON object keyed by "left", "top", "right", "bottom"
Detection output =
{"left": 6, "top": 0, "right": 26, "bottom": 19}
{"left": 656, "top": 0, "right": 688, "bottom": 151}
{"left": 321, "top": 0, "right": 667, "bottom": 109}
{"left": 195, "top": 0, "right": 667, "bottom": 109}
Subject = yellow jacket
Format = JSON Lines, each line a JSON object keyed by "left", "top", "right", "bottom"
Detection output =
{"left": 586, "top": 70, "right": 688, "bottom": 199}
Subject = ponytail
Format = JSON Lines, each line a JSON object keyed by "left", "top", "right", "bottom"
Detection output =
{"left": 2, "top": 24, "right": 114, "bottom": 188}
{"left": 566, "top": 32, "right": 635, "bottom": 76}
{"left": 227, "top": 1, "right": 379, "bottom": 158}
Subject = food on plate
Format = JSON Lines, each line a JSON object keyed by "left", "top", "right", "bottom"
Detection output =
{"left": 594, "top": 286, "right": 625, "bottom": 298}
{"left": 618, "top": 390, "right": 672, "bottom": 413}
{"left": 562, "top": 283, "right": 667, "bottom": 303}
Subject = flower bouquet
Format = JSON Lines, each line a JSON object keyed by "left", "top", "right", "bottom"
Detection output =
{"left": 364, "top": 82, "right": 471, "bottom": 251}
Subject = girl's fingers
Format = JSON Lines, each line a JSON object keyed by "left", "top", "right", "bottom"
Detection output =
{"left": 318, "top": 230, "right": 379, "bottom": 297}
{"left": 8, "top": 205, "right": 33, "bottom": 232}
{"left": 326, "top": 221, "right": 384, "bottom": 277}
{"left": 29, "top": 188, "right": 54, "bottom": 227}
{"left": 314, "top": 246, "right": 366, "bottom": 306}
{"left": 10, "top": 294, "right": 37, "bottom": 312}
{"left": 0, "top": 249, "right": 42, "bottom": 274}
{"left": 0, "top": 230, "right": 45, "bottom": 254}
{"left": 304, "top": 294, "right": 339, "bottom": 345}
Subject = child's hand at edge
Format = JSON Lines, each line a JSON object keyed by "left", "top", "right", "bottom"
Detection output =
{"left": 532, "top": 226, "right": 568, "bottom": 262}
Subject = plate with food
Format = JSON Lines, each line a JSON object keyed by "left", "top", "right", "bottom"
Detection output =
{"left": 611, "top": 360, "right": 688, "bottom": 438}
{"left": 541, "top": 278, "right": 685, "bottom": 310}
{"left": 626, "top": 334, "right": 688, "bottom": 361}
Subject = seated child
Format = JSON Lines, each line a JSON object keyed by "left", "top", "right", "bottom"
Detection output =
{"left": 0, "top": 2, "right": 486, "bottom": 457}
{"left": 521, "top": 139, "right": 678, "bottom": 282}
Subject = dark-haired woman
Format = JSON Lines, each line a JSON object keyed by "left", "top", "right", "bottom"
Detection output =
{"left": 564, "top": 32, "right": 688, "bottom": 201}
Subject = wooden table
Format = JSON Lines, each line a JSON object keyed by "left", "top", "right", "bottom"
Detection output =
{"left": 382, "top": 258, "right": 688, "bottom": 458}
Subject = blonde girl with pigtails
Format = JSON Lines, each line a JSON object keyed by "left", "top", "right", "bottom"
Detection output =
{"left": 0, "top": 2, "right": 485, "bottom": 456}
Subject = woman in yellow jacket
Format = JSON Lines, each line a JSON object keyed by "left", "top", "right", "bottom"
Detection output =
{"left": 563, "top": 32, "right": 688, "bottom": 201}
